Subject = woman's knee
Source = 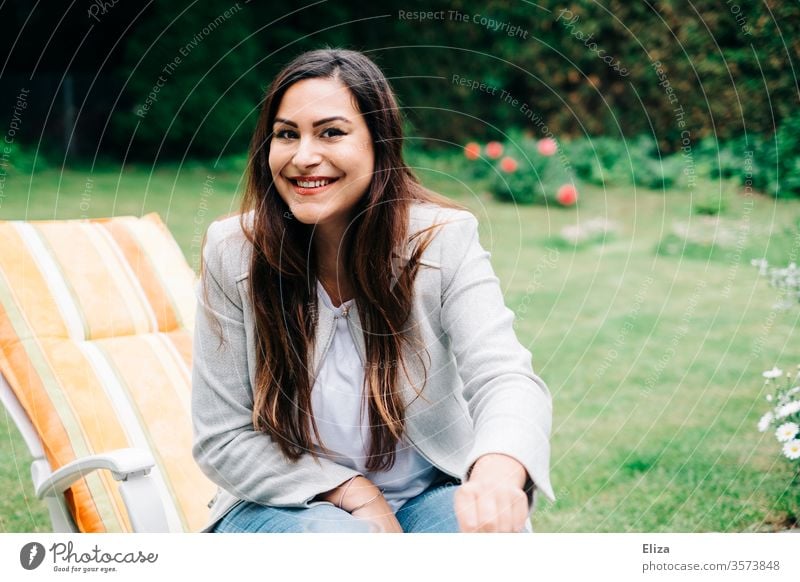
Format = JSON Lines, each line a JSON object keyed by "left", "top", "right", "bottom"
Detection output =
{"left": 396, "top": 483, "right": 461, "bottom": 533}
{"left": 214, "top": 501, "right": 371, "bottom": 533}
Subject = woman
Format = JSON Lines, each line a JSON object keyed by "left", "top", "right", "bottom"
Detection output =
{"left": 191, "top": 48, "right": 554, "bottom": 533}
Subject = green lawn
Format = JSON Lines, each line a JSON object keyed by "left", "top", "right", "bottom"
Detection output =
{"left": 1, "top": 157, "right": 799, "bottom": 532}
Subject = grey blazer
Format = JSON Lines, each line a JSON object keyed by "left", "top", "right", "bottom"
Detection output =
{"left": 191, "top": 202, "right": 555, "bottom": 532}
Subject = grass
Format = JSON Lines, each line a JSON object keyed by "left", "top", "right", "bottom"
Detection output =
{"left": 1, "top": 154, "right": 800, "bottom": 532}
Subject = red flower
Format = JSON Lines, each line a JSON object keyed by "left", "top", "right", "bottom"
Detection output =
{"left": 485, "top": 141, "right": 504, "bottom": 159}
{"left": 464, "top": 142, "right": 481, "bottom": 160}
{"left": 556, "top": 184, "right": 578, "bottom": 205}
{"left": 500, "top": 156, "right": 518, "bottom": 173}
{"left": 537, "top": 138, "right": 558, "bottom": 156}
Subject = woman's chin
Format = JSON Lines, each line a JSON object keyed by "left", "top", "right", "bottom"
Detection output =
{"left": 286, "top": 207, "right": 328, "bottom": 226}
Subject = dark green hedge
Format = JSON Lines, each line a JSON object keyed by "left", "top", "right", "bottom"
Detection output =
{"left": 109, "top": 0, "right": 799, "bottom": 159}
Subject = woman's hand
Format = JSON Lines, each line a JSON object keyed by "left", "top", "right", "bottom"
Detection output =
{"left": 454, "top": 453, "right": 530, "bottom": 533}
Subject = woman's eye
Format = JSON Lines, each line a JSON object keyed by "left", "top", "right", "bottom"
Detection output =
{"left": 274, "top": 129, "right": 297, "bottom": 140}
{"left": 321, "top": 127, "right": 346, "bottom": 138}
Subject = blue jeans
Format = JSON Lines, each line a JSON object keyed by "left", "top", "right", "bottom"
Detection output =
{"left": 214, "top": 481, "right": 532, "bottom": 533}
{"left": 214, "top": 480, "right": 465, "bottom": 533}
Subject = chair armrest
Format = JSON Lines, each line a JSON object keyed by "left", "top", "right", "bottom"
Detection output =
{"left": 34, "top": 448, "right": 155, "bottom": 496}
{"left": 34, "top": 448, "right": 170, "bottom": 532}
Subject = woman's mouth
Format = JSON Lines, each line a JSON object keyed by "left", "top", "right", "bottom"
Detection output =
{"left": 288, "top": 176, "right": 340, "bottom": 195}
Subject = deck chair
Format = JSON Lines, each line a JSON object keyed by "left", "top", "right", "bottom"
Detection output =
{"left": 0, "top": 213, "right": 216, "bottom": 532}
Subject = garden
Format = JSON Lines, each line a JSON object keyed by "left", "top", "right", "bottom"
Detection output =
{"left": 1, "top": 0, "right": 799, "bottom": 535}
{"left": 1, "top": 128, "right": 799, "bottom": 531}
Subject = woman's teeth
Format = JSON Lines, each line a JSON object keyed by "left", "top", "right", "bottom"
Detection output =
{"left": 296, "top": 178, "right": 334, "bottom": 188}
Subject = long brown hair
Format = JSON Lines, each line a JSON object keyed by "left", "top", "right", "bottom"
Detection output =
{"left": 236, "top": 48, "right": 466, "bottom": 471}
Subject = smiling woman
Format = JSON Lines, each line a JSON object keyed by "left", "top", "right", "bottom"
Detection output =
{"left": 268, "top": 76, "right": 376, "bottom": 306}
{"left": 191, "top": 48, "right": 555, "bottom": 534}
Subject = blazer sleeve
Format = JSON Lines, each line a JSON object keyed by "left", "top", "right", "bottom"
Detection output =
{"left": 439, "top": 210, "right": 556, "bottom": 505}
{"left": 191, "top": 220, "right": 359, "bottom": 507}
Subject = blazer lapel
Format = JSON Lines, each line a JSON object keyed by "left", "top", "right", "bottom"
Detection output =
{"left": 310, "top": 299, "right": 335, "bottom": 380}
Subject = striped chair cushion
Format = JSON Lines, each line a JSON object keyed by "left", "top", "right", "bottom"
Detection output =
{"left": 0, "top": 213, "right": 216, "bottom": 532}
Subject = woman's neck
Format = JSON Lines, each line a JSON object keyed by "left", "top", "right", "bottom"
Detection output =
{"left": 313, "top": 226, "right": 354, "bottom": 307}
{"left": 318, "top": 275, "right": 354, "bottom": 308}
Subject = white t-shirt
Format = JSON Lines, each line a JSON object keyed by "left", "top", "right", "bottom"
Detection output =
{"left": 310, "top": 280, "right": 440, "bottom": 511}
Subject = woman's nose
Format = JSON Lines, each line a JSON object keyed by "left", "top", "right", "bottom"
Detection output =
{"left": 292, "top": 137, "right": 323, "bottom": 167}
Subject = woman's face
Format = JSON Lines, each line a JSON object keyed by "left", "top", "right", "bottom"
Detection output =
{"left": 269, "top": 77, "right": 375, "bottom": 236}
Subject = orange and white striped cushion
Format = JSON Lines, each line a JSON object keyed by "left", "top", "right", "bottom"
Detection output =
{"left": 0, "top": 213, "right": 215, "bottom": 532}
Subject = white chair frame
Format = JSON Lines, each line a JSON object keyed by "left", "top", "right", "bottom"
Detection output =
{"left": 0, "top": 372, "right": 171, "bottom": 532}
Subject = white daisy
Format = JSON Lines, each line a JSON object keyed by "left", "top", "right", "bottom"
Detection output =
{"left": 782, "top": 439, "right": 800, "bottom": 460}
{"left": 776, "top": 401, "right": 800, "bottom": 418}
{"left": 775, "top": 422, "right": 799, "bottom": 442}
{"left": 766, "top": 394, "right": 773, "bottom": 402}
{"left": 758, "top": 412, "right": 774, "bottom": 432}
{"left": 763, "top": 367, "right": 783, "bottom": 379}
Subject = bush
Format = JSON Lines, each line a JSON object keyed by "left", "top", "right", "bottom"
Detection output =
{"left": 745, "top": 112, "right": 800, "bottom": 199}
{"left": 695, "top": 137, "right": 742, "bottom": 181}
{"left": 562, "top": 135, "right": 681, "bottom": 190}
{"left": 479, "top": 133, "right": 577, "bottom": 206}
{"left": 461, "top": 131, "right": 693, "bottom": 205}
{"left": 693, "top": 113, "right": 800, "bottom": 199}
{"left": 630, "top": 153, "right": 681, "bottom": 190}
{"left": 562, "top": 137, "right": 624, "bottom": 187}
{"left": 211, "top": 152, "right": 249, "bottom": 174}
{"left": 0, "top": 142, "right": 48, "bottom": 174}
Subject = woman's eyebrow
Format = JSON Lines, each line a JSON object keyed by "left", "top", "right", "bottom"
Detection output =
{"left": 312, "top": 116, "right": 352, "bottom": 127}
{"left": 273, "top": 118, "right": 297, "bottom": 127}
{"left": 273, "top": 116, "right": 352, "bottom": 127}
